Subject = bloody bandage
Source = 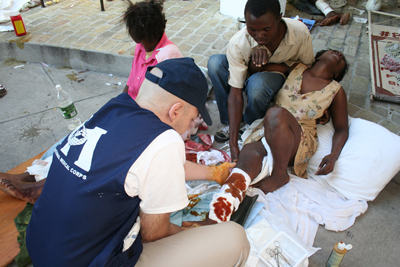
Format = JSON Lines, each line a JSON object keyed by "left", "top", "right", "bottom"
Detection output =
{"left": 209, "top": 168, "right": 251, "bottom": 223}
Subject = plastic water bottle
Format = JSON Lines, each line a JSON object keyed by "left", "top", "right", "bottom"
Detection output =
{"left": 55, "top": 84, "right": 81, "bottom": 131}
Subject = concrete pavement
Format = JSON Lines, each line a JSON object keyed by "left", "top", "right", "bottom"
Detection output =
{"left": 0, "top": 61, "right": 123, "bottom": 172}
{"left": 1, "top": 0, "right": 400, "bottom": 266}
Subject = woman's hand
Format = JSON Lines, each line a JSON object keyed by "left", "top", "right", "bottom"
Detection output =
{"left": 315, "top": 154, "right": 337, "bottom": 175}
{"left": 316, "top": 109, "right": 330, "bottom": 125}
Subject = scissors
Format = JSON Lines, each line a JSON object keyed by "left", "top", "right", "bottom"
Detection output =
{"left": 266, "top": 241, "right": 292, "bottom": 267}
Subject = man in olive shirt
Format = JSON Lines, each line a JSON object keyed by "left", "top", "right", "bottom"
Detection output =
{"left": 208, "top": 0, "right": 314, "bottom": 161}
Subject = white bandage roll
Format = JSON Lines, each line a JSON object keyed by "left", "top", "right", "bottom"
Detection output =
{"left": 316, "top": 0, "right": 334, "bottom": 16}
{"left": 250, "top": 137, "right": 274, "bottom": 185}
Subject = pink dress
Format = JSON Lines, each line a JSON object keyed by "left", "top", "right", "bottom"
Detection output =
{"left": 126, "top": 33, "right": 183, "bottom": 99}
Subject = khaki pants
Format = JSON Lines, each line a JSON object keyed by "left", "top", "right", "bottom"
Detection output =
{"left": 136, "top": 221, "right": 250, "bottom": 267}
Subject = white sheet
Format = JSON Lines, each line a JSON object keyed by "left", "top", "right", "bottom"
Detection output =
{"left": 0, "top": 0, "right": 30, "bottom": 23}
{"left": 241, "top": 116, "right": 400, "bottom": 253}
{"left": 247, "top": 174, "right": 368, "bottom": 248}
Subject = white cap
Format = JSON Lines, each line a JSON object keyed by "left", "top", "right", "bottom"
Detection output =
{"left": 338, "top": 242, "right": 353, "bottom": 250}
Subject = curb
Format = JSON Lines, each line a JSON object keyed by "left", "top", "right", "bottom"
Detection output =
{"left": 0, "top": 41, "right": 132, "bottom": 77}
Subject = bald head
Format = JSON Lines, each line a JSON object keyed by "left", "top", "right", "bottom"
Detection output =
{"left": 136, "top": 67, "right": 186, "bottom": 112}
{"left": 135, "top": 67, "right": 199, "bottom": 135}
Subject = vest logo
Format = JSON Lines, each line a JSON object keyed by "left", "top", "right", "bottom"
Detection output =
{"left": 59, "top": 125, "right": 107, "bottom": 173}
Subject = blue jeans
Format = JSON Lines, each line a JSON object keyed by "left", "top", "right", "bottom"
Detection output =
{"left": 208, "top": 54, "right": 286, "bottom": 125}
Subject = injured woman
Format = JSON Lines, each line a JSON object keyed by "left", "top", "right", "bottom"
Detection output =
{"left": 184, "top": 49, "right": 350, "bottom": 226}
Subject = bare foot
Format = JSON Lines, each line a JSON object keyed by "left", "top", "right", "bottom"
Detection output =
{"left": 251, "top": 172, "right": 290, "bottom": 194}
{"left": 0, "top": 172, "right": 35, "bottom": 195}
{"left": 0, "top": 178, "right": 45, "bottom": 204}
{"left": 320, "top": 11, "right": 340, "bottom": 26}
{"left": 0, "top": 172, "right": 35, "bottom": 183}
{"left": 340, "top": 12, "right": 350, "bottom": 25}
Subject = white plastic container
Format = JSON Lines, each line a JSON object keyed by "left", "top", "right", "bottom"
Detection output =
{"left": 258, "top": 231, "right": 308, "bottom": 267}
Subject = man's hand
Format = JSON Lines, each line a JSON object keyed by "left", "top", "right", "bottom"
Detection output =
{"left": 316, "top": 109, "right": 330, "bottom": 125}
{"left": 229, "top": 140, "right": 240, "bottom": 162}
{"left": 251, "top": 49, "right": 269, "bottom": 67}
{"left": 208, "top": 162, "right": 236, "bottom": 185}
{"left": 315, "top": 154, "right": 337, "bottom": 175}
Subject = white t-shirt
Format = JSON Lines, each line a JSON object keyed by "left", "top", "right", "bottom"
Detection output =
{"left": 124, "top": 129, "right": 189, "bottom": 214}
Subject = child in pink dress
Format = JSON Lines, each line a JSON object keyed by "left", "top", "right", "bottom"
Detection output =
{"left": 121, "top": 0, "right": 207, "bottom": 139}
{"left": 122, "top": 0, "right": 183, "bottom": 100}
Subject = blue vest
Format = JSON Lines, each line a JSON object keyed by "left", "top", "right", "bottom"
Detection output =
{"left": 26, "top": 93, "right": 172, "bottom": 267}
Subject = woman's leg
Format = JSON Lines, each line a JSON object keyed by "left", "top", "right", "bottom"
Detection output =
{"left": 186, "top": 107, "right": 301, "bottom": 225}
{"left": 183, "top": 141, "right": 267, "bottom": 225}
{"left": 252, "top": 106, "right": 302, "bottom": 193}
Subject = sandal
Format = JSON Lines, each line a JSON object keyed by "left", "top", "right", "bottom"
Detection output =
{"left": 0, "top": 85, "right": 7, "bottom": 98}
{"left": 215, "top": 125, "right": 230, "bottom": 143}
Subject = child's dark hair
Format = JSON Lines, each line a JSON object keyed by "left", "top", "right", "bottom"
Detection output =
{"left": 122, "top": 0, "right": 166, "bottom": 42}
{"left": 244, "top": 0, "right": 281, "bottom": 19}
{"left": 314, "top": 49, "right": 349, "bottom": 82}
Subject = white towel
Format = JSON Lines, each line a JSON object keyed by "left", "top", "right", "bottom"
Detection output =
{"left": 248, "top": 174, "right": 368, "bottom": 247}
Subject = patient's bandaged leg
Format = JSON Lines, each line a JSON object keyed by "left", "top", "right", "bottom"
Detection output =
{"left": 209, "top": 138, "right": 274, "bottom": 223}
{"left": 209, "top": 168, "right": 251, "bottom": 223}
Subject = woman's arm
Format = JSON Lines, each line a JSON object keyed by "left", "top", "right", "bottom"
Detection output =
{"left": 316, "top": 87, "right": 348, "bottom": 175}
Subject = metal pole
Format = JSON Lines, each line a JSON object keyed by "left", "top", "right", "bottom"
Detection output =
{"left": 100, "top": 0, "right": 105, "bottom": 11}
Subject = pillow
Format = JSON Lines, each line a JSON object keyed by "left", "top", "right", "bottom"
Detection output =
{"left": 306, "top": 117, "right": 400, "bottom": 201}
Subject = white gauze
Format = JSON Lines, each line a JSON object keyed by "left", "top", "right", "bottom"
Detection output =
{"left": 209, "top": 168, "right": 251, "bottom": 223}
{"left": 316, "top": 0, "right": 334, "bottom": 16}
{"left": 26, "top": 156, "right": 53, "bottom": 182}
{"left": 250, "top": 137, "right": 274, "bottom": 185}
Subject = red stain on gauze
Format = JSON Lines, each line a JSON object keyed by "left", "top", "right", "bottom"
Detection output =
{"left": 224, "top": 173, "right": 246, "bottom": 202}
{"left": 212, "top": 197, "right": 232, "bottom": 222}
